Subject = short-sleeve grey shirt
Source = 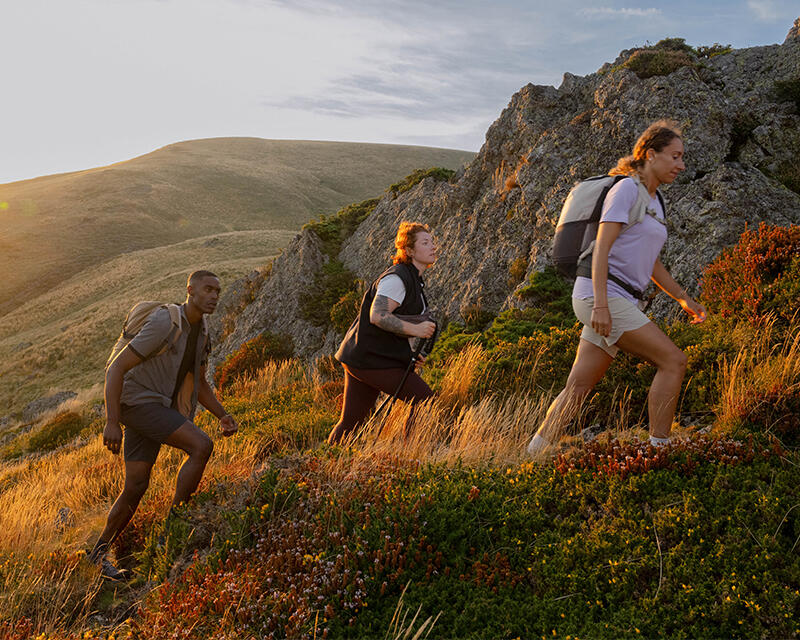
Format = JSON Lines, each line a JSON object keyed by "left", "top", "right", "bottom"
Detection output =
{"left": 120, "top": 305, "right": 209, "bottom": 414}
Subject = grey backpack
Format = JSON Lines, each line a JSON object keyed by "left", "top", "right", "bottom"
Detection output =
{"left": 552, "top": 175, "right": 665, "bottom": 300}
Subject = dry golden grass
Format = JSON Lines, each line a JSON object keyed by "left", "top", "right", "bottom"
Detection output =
{"left": 223, "top": 359, "right": 310, "bottom": 402}
{"left": 716, "top": 316, "right": 800, "bottom": 433}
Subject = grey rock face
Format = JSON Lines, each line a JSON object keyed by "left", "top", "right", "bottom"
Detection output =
{"left": 212, "top": 21, "right": 800, "bottom": 368}
{"left": 209, "top": 229, "right": 338, "bottom": 370}
{"left": 22, "top": 391, "right": 77, "bottom": 422}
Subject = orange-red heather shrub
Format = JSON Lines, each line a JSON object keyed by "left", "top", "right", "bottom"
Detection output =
{"left": 700, "top": 222, "right": 800, "bottom": 323}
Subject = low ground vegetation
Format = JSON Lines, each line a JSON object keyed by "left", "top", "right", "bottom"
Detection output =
{"left": 1, "top": 225, "right": 799, "bottom": 638}
{"left": 610, "top": 38, "right": 732, "bottom": 79}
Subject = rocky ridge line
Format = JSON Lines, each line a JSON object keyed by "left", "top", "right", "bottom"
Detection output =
{"left": 209, "top": 21, "right": 800, "bottom": 373}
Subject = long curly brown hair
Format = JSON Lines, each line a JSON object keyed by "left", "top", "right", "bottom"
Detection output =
{"left": 392, "top": 221, "right": 432, "bottom": 264}
{"left": 610, "top": 120, "right": 682, "bottom": 176}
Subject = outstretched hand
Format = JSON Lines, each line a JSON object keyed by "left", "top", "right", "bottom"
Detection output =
{"left": 680, "top": 298, "right": 707, "bottom": 324}
{"left": 220, "top": 414, "right": 238, "bottom": 437}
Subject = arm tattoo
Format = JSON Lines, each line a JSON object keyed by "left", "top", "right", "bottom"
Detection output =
{"left": 372, "top": 295, "right": 406, "bottom": 335}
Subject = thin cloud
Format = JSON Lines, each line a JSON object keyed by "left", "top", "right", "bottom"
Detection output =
{"left": 746, "top": 0, "right": 779, "bottom": 21}
{"left": 581, "top": 7, "right": 661, "bottom": 17}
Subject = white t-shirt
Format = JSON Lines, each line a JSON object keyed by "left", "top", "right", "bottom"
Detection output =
{"left": 573, "top": 177, "right": 667, "bottom": 302}
{"left": 375, "top": 274, "right": 406, "bottom": 304}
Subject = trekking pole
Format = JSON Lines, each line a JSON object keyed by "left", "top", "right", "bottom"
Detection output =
{"left": 372, "top": 339, "right": 427, "bottom": 443}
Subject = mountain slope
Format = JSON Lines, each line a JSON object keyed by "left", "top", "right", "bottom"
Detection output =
{"left": 0, "top": 139, "right": 473, "bottom": 416}
{"left": 0, "top": 138, "right": 474, "bottom": 316}
{"left": 212, "top": 27, "right": 800, "bottom": 368}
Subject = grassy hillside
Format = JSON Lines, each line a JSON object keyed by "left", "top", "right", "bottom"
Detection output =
{"left": 0, "top": 230, "right": 295, "bottom": 416}
{"left": 0, "top": 223, "right": 798, "bottom": 639}
{"left": 0, "top": 139, "right": 473, "bottom": 416}
{"left": 0, "top": 138, "right": 474, "bottom": 315}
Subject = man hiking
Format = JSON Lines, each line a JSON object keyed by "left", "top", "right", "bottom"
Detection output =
{"left": 89, "top": 270, "right": 237, "bottom": 579}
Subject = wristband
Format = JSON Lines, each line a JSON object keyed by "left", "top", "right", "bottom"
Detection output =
{"left": 592, "top": 306, "right": 608, "bottom": 310}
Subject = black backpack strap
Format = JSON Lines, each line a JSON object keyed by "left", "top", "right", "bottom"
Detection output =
{"left": 588, "top": 174, "right": 627, "bottom": 223}
{"left": 656, "top": 190, "right": 666, "bottom": 217}
{"left": 575, "top": 262, "right": 646, "bottom": 301}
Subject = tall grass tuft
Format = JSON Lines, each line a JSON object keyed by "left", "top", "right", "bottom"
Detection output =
{"left": 716, "top": 315, "right": 800, "bottom": 445}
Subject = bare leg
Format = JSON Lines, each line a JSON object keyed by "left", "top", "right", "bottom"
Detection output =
{"left": 164, "top": 421, "right": 214, "bottom": 506}
{"left": 615, "top": 322, "right": 687, "bottom": 439}
{"left": 531, "top": 339, "right": 613, "bottom": 451}
{"left": 96, "top": 460, "right": 153, "bottom": 547}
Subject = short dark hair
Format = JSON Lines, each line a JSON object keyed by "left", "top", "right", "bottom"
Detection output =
{"left": 187, "top": 270, "right": 219, "bottom": 287}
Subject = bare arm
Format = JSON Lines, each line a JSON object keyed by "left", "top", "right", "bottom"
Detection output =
{"left": 651, "top": 258, "right": 707, "bottom": 323}
{"left": 369, "top": 295, "right": 435, "bottom": 339}
{"left": 590, "top": 221, "right": 624, "bottom": 337}
{"left": 198, "top": 365, "right": 237, "bottom": 436}
{"left": 103, "top": 347, "right": 142, "bottom": 454}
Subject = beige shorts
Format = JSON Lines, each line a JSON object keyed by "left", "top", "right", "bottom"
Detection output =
{"left": 572, "top": 297, "right": 650, "bottom": 357}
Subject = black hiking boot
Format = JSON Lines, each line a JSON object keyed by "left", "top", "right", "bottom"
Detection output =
{"left": 88, "top": 539, "right": 130, "bottom": 581}
{"left": 98, "top": 557, "right": 130, "bottom": 581}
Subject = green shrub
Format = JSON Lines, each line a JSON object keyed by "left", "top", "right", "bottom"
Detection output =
{"left": 774, "top": 162, "right": 800, "bottom": 194}
{"left": 214, "top": 332, "right": 295, "bottom": 391}
{"left": 329, "top": 285, "right": 364, "bottom": 334}
{"left": 301, "top": 260, "right": 359, "bottom": 328}
{"left": 507, "top": 256, "right": 528, "bottom": 288}
{"left": 700, "top": 222, "right": 800, "bottom": 324}
{"left": 694, "top": 42, "right": 732, "bottom": 58}
{"left": 303, "top": 197, "right": 379, "bottom": 258}
{"left": 388, "top": 167, "right": 455, "bottom": 197}
{"left": 0, "top": 411, "right": 89, "bottom": 460}
{"left": 480, "top": 325, "right": 580, "bottom": 396}
{"left": 623, "top": 48, "right": 696, "bottom": 79}
{"left": 666, "top": 318, "right": 739, "bottom": 417}
{"left": 726, "top": 111, "right": 759, "bottom": 161}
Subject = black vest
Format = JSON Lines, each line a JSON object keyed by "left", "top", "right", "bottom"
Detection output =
{"left": 335, "top": 262, "right": 426, "bottom": 369}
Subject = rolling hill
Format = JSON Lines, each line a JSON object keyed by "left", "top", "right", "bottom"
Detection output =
{"left": 0, "top": 139, "right": 474, "bottom": 416}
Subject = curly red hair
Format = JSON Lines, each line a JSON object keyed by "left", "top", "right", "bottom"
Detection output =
{"left": 392, "top": 221, "right": 432, "bottom": 264}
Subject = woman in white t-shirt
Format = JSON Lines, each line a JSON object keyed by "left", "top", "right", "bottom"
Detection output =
{"left": 328, "top": 222, "right": 437, "bottom": 444}
{"left": 528, "top": 121, "right": 707, "bottom": 456}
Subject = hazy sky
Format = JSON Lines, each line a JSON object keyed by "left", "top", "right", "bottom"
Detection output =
{"left": 1, "top": 0, "right": 797, "bottom": 183}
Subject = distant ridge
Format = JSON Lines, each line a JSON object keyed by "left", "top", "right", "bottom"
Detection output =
{"left": 0, "top": 138, "right": 474, "bottom": 316}
{"left": 0, "top": 138, "right": 473, "bottom": 415}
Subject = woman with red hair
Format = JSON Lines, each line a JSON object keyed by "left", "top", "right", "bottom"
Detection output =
{"left": 327, "top": 222, "right": 437, "bottom": 444}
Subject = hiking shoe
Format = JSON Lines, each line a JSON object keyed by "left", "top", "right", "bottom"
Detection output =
{"left": 527, "top": 433, "right": 552, "bottom": 458}
{"left": 581, "top": 423, "right": 604, "bottom": 443}
{"left": 99, "top": 557, "right": 130, "bottom": 581}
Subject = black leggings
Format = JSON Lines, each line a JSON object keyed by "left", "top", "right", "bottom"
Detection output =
{"left": 327, "top": 364, "right": 434, "bottom": 444}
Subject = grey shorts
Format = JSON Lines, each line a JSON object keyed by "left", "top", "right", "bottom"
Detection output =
{"left": 572, "top": 296, "right": 650, "bottom": 357}
{"left": 120, "top": 403, "right": 189, "bottom": 464}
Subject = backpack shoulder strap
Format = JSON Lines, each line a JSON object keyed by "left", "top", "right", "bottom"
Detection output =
{"left": 656, "top": 190, "right": 667, "bottom": 217}
{"left": 137, "top": 303, "right": 184, "bottom": 360}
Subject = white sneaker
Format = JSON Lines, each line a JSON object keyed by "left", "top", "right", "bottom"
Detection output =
{"left": 527, "top": 433, "right": 551, "bottom": 457}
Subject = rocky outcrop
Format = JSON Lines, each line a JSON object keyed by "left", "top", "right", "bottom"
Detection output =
{"left": 210, "top": 19, "right": 800, "bottom": 368}
{"left": 211, "top": 229, "right": 338, "bottom": 374}
{"left": 22, "top": 391, "right": 77, "bottom": 422}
